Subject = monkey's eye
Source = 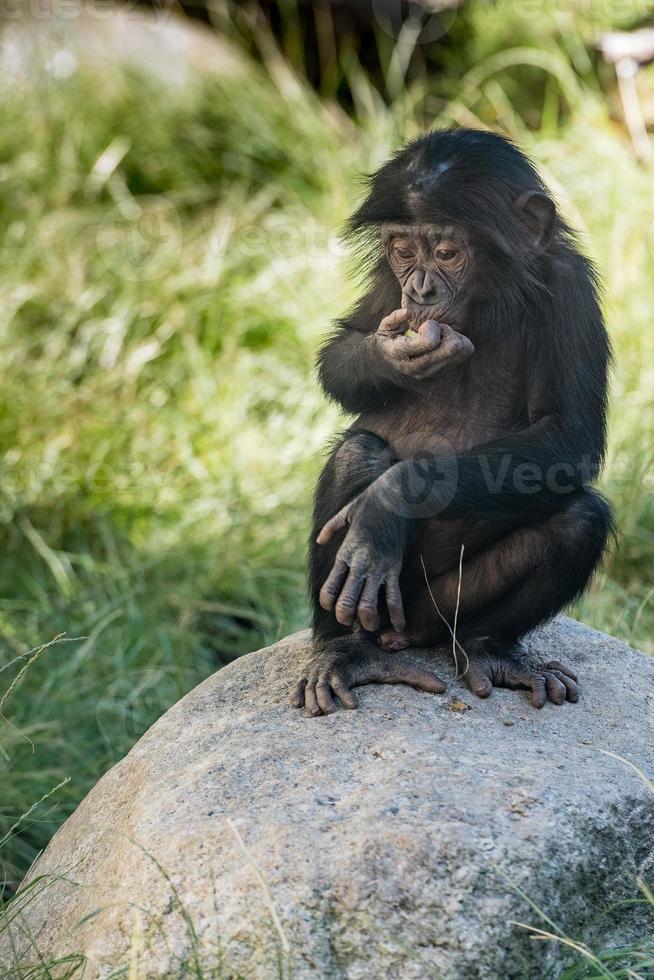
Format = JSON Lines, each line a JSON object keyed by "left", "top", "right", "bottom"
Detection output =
{"left": 434, "top": 246, "right": 459, "bottom": 262}
{"left": 391, "top": 240, "right": 415, "bottom": 261}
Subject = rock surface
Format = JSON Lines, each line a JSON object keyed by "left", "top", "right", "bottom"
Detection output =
{"left": 3, "top": 618, "right": 654, "bottom": 979}
{"left": 0, "top": 2, "right": 243, "bottom": 89}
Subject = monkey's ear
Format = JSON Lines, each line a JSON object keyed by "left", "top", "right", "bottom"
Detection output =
{"left": 514, "top": 191, "right": 556, "bottom": 249}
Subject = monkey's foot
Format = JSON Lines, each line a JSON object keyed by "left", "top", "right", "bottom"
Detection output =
{"left": 378, "top": 628, "right": 412, "bottom": 652}
{"left": 463, "top": 639, "right": 579, "bottom": 708}
{"left": 290, "top": 637, "right": 446, "bottom": 717}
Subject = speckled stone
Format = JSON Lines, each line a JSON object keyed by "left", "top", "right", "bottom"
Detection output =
{"left": 4, "top": 618, "right": 654, "bottom": 979}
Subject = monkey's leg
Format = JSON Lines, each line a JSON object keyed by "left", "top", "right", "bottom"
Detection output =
{"left": 379, "top": 514, "right": 519, "bottom": 650}
{"left": 399, "top": 489, "right": 613, "bottom": 707}
{"left": 293, "top": 430, "right": 446, "bottom": 717}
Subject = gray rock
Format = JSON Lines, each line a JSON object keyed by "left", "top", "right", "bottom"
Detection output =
{"left": 3, "top": 618, "right": 654, "bottom": 979}
{"left": 0, "top": 3, "right": 243, "bottom": 90}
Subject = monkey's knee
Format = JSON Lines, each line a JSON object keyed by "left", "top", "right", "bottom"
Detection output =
{"left": 554, "top": 490, "right": 613, "bottom": 561}
{"left": 580, "top": 489, "right": 615, "bottom": 545}
{"left": 332, "top": 429, "right": 394, "bottom": 485}
{"left": 341, "top": 429, "right": 390, "bottom": 456}
{"left": 312, "top": 431, "right": 391, "bottom": 539}
{"left": 545, "top": 489, "right": 614, "bottom": 599}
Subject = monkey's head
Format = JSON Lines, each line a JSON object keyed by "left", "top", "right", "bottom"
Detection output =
{"left": 350, "top": 129, "right": 560, "bottom": 330}
{"left": 380, "top": 220, "right": 472, "bottom": 328}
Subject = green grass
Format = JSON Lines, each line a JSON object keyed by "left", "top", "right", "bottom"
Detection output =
{"left": 0, "top": 57, "right": 352, "bottom": 892}
{"left": 0, "top": 9, "right": 652, "bottom": 977}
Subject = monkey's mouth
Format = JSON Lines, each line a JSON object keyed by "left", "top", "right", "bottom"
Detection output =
{"left": 406, "top": 303, "right": 456, "bottom": 327}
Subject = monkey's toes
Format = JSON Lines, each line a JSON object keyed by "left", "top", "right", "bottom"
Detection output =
{"left": 290, "top": 669, "right": 360, "bottom": 717}
{"left": 378, "top": 629, "right": 412, "bottom": 652}
{"left": 542, "top": 661, "right": 580, "bottom": 702}
{"left": 464, "top": 666, "right": 493, "bottom": 700}
{"left": 464, "top": 653, "right": 580, "bottom": 708}
{"left": 382, "top": 657, "right": 446, "bottom": 694}
{"left": 289, "top": 678, "right": 307, "bottom": 709}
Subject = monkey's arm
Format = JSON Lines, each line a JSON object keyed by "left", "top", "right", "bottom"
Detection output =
{"left": 314, "top": 417, "right": 597, "bottom": 633}
{"left": 317, "top": 330, "right": 611, "bottom": 632}
{"left": 295, "top": 428, "right": 445, "bottom": 715}
{"left": 321, "top": 415, "right": 599, "bottom": 539}
{"left": 319, "top": 315, "right": 473, "bottom": 414}
{"left": 318, "top": 325, "right": 410, "bottom": 413}
{"left": 395, "top": 291, "right": 611, "bottom": 522}
{"left": 322, "top": 307, "right": 610, "bottom": 533}
{"left": 430, "top": 416, "right": 598, "bottom": 520}
{"left": 310, "top": 429, "right": 407, "bottom": 635}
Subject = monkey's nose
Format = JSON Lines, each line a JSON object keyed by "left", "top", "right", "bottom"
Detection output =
{"left": 409, "top": 270, "right": 441, "bottom": 303}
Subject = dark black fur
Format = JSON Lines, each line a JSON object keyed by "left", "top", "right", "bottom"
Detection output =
{"left": 306, "top": 128, "right": 613, "bottom": 690}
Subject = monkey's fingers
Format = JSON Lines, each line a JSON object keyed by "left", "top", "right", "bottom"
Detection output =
{"left": 390, "top": 323, "right": 474, "bottom": 376}
{"left": 408, "top": 337, "right": 475, "bottom": 381}
{"left": 516, "top": 667, "right": 579, "bottom": 707}
{"left": 383, "top": 572, "right": 406, "bottom": 632}
{"left": 356, "top": 575, "right": 383, "bottom": 631}
{"left": 316, "top": 511, "right": 348, "bottom": 545}
{"left": 303, "top": 672, "right": 323, "bottom": 717}
{"left": 400, "top": 323, "right": 442, "bottom": 359}
{"left": 374, "top": 656, "right": 446, "bottom": 694}
{"left": 317, "top": 505, "right": 351, "bottom": 545}
{"left": 378, "top": 308, "right": 410, "bottom": 336}
{"left": 547, "top": 668, "right": 579, "bottom": 702}
{"left": 543, "top": 671, "right": 567, "bottom": 704}
{"left": 315, "top": 675, "right": 338, "bottom": 715}
{"left": 319, "top": 557, "right": 350, "bottom": 611}
{"left": 300, "top": 671, "right": 359, "bottom": 716}
{"left": 414, "top": 319, "right": 442, "bottom": 348}
{"left": 465, "top": 657, "right": 578, "bottom": 708}
{"left": 406, "top": 323, "right": 472, "bottom": 364}
{"left": 464, "top": 662, "right": 493, "bottom": 699}
{"left": 506, "top": 669, "right": 565, "bottom": 708}
{"left": 329, "top": 675, "right": 359, "bottom": 709}
{"left": 431, "top": 323, "right": 475, "bottom": 359}
{"left": 289, "top": 677, "right": 307, "bottom": 708}
{"left": 468, "top": 664, "right": 549, "bottom": 707}
{"left": 519, "top": 672, "right": 548, "bottom": 709}
{"left": 334, "top": 565, "right": 367, "bottom": 626}
{"left": 544, "top": 660, "right": 579, "bottom": 683}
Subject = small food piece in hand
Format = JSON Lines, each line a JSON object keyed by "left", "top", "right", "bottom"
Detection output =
{"left": 405, "top": 328, "right": 420, "bottom": 338}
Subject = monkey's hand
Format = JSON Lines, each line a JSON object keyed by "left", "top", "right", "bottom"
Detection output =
{"left": 376, "top": 310, "right": 474, "bottom": 380}
{"left": 290, "top": 636, "right": 446, "bottom": 716}
{"left": 316, "top": 487, "right": 408, "bottom": 633}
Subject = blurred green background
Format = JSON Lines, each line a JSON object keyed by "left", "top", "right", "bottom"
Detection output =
{"left": 0, "top": 0, "right": 652, "bottom": 908}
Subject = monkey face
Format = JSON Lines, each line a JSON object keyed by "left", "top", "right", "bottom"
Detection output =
{"left": 381, "top": 223, "right": 472, "bottom": 328}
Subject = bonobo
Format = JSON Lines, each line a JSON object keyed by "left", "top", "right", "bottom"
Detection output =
{"left": 291, "top": 129, "right": 613, "bottom": 716}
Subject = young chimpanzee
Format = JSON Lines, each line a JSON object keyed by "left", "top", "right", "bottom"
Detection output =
{"left": 290, "top": 128, "right": 613, "bottom": 716}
